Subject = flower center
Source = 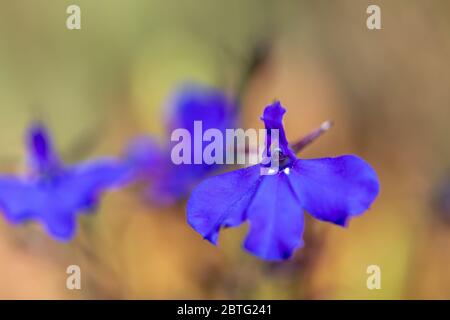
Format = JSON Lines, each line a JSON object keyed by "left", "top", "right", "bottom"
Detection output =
{"left": 262, "top": 147, "right": 294, "bottom": 171}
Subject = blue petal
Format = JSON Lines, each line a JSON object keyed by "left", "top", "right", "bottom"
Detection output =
{"left": 129, "top": 83, "right": 238, "bottom": 205}
{"left": 165, "top": 83, "right": 236, "bottom": 136}
{"left": 61, "top": 158, "right": 130, "bottom": 212}
{"left": 0, "top": 178, "right": 77, "bottom": 240}
{"left": 126, "top": 136, "right": 216, "bottom": 205}
{"left": 0, "top": 179, "right": 78, "bottom": 240}
{"left": 39, "top": 206, "right": 76, "bottom": 241}
{"left": 148, "top": 162, "right": 220, "bottom": 206}
{"left": 27, "top": 123, "right": 60, "bottom": 173}
{"left": 187, "top": 165, "right": 305, "bottom": 260}
{"left": 187, "top": 165, "right": 262, "bottom": 244}
{"left": 0, "top": 177, "right": 37, "bottom": 223}
{"left": 0, "top": 158, "right": 128, "bottom": 240}
{"left": 125, "top": 136, "right": 165, "bottom": 179}
{"left": 165, "top": 83, "right": 236, "bottom": 169}
{"left": 244, "top": 173, "right": 304, "bottom": 260}
{"left": 260, "top": 101, "right": 296, "bottom": 161}
{"left": 288, "top": 155, "right": 380, "bottom": 226}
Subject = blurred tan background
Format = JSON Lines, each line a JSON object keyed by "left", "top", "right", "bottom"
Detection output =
{"left": 0, "top": 0, "right": 449, "bottom": 299}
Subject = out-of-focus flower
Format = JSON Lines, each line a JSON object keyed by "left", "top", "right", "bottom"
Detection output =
{"left": 0, "top": 123, "right": 129, "bottom": 241}
{"left": 432, "top": 175, "right": 450, "bottom": 224}
{"left": 126, "top": 83, "right": 237, "bottom": 206}
{"left": 187, "top": 101, "right": 379, "bottom": 261}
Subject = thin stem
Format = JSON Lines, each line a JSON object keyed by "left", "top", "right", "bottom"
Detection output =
{"left": 290, "top": 121, "right": 334, "bottom": 154}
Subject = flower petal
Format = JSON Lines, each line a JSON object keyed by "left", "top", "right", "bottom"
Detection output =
{"left": 125, "top": 136, "right": 165, "bottom": 179}
{"left": 27, "top": 123, "right": 60, "bottom": 173}
{"left": 165, "top": 84, "right": 236, "bottom": 169}
{"left": 289, "top": 155, "right": 379, "bottom": 226}
{"left": 129, "top": 84, "right": 238, "bottom": 205}
{"left": 148, "top": 162, "right": 218, "bottom": 206}
{"left": 0, "top": 158, "right": 126, "bottom": 241}
{"left": 0, "top": 177, "right": 36, "bottom": 223}
{"left": 61, "top": 158, "right": 130, "bottom": 212}
{"left": 187, "top": 165, "right": 261, "bottom": 244}
{"left": 260, "top": 101, "right": 296, "bottom": 161}
{"left": 244, "top": 173, "right": 304, "bottom": 260}
{"left": 165, "top": 83, "right": 236, "bottom": 135}
{"left": 40, "top": 209, "right": 76, "bottom": 241}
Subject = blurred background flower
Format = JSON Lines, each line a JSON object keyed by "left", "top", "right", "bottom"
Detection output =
{"left": 0, "top": 123, "right": 128, "bottom": 240}
{"left": 126, "top": 83, "right": 237, "bottom": 206}
{"left": 0, "top": 0, "right": 449, "bottom": 299}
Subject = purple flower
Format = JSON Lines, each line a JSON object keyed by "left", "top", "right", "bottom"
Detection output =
{"left": 187, "top": 101, "right": 379, "bottom": 260}
{"left": 0, "top": 123, "right": 129, "bottom": 241}
{"left": 126, "top": 83, "right": 237, "bottom": 205}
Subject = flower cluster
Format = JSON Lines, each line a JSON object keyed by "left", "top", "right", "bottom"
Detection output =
{"left": 0, "top": 85, "right": 380, "bottom": 261}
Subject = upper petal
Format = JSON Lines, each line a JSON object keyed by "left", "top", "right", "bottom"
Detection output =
{"left": 260, "top": 101, "right": 296, "bottom": 163}
{"left": 165, "top": 83, "right": 237, "bottom": 136}
{"left": 289, "top": 155, "right": 380, "bottom": 226}
{"left": 187, "top": 165, "right": 262, "bottom": 244}
{"left": 27, "top": 123, "right": 60, "bottom": 174}
{"left": 165, "top": 83, "right": 236, "bottom": 168}
{"left": 137, "top": 83, "right": 238, "bottom": 205}
{"left": 244, "top": 173, "right": 304, "bottom": 260}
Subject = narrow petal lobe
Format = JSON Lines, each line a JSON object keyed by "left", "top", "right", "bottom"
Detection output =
{"left": 244, "top": 173, "right": 304, "bottom": 260}
{"left": 187, "top": 165, "right": 261, "bottom": 244}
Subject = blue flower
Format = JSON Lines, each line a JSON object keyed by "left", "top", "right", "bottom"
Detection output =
{"left": 0, "top": 123, "right": 129, "bottom": 241}
{"left": 187, "top": 101, "right": 380, "bottom": 261}
{"left": 126, "top": 83, "right": 237, "bottom": 205}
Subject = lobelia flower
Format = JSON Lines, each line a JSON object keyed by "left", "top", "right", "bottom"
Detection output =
{"left": 126, "top": 83, "right": 237, "bottom": 205}
{"left": 0, "top": 123, "right": 129, "bottom": 241}
{"left": 187, "top": 101, "right": 380, "bottom": 261}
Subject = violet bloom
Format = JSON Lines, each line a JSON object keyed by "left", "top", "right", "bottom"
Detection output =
{"left": 187, "top": 101, "right": 379, "bottom": 260}
{"left": 0, "top": 123, "right": 129, "bottom": 241}
{"left": 126, "top": 83, "right": 237, "bottom": 205}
